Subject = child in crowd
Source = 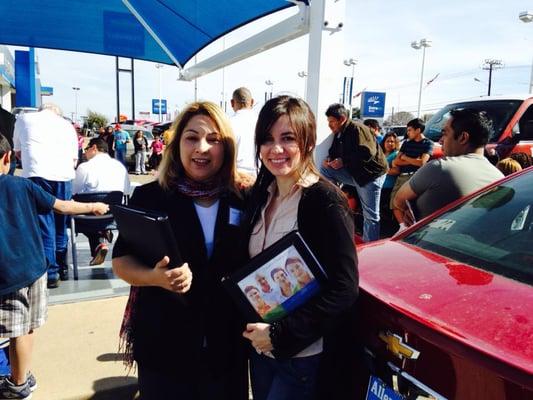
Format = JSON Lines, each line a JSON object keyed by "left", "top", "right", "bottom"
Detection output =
{"left": 0, "top": 133, "right": 108, "bottom": 399}
{"left": 496, "top": 157, "right": 522, "bottom": 176}
{"left": 149, "top": 134, "right": 164, "bottom": 171}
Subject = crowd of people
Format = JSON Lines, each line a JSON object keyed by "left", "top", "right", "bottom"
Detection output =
{"left": 0, "top": 89, "right": 530, "bottom": 399}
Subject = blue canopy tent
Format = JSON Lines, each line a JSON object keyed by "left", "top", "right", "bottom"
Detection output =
{"left": 0, "top": 0, "right": 294, "bottom": 67}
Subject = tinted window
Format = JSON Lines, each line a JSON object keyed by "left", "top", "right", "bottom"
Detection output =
{"left": 402, "top": 170, "right": 533, "bottom": 285}
{"left": 424, "top": 100, "right": 522, "bottom": 143}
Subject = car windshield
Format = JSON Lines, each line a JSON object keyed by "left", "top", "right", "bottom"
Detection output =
{"left": 402, "top": 170, "right": 533, "bottom": 286}
{"left": 424, "top": 100, "right": 522, "bottom": 143}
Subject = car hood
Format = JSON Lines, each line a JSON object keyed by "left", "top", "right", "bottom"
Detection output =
{"left": 358, "top": 240, "right": 533, "bottom": 376}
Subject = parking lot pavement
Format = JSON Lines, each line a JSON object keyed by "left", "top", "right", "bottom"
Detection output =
{"left": 32, "top": 296, "right": 139, "bottom": 400}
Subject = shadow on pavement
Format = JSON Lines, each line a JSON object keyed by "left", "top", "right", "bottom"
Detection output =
{"left": 96, "top": 352, "right": 126, "bottom": 362}
{"left": 88, "top": 376, "right": 138, "bottom": 399}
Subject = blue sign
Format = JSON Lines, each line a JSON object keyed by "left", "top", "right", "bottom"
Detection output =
{"left": 152, "top": 99, "right": 167, "bottom": 114}
{"left": 366, "top": 376, "right": 405, "bottom": 400}
{"left": 41, "top": 86, "right": 54, "bottom": 96}
{"left": 361, "top": 91, "right": 386, "bottom": 118}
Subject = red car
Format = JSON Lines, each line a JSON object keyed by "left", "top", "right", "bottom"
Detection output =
{"left": 356, "top": 167, "right": 533, "bottom": 399}
{"left": 424, "top": 95, "right": 533, "bottom": 160}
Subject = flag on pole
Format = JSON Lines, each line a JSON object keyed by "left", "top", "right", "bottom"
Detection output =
{"left": 425, "top": 73, "right": 440, "bottom": 87}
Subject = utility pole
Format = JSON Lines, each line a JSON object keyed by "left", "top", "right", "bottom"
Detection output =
{"left": 482, "top": 59, "right": 503, "bottom": 96}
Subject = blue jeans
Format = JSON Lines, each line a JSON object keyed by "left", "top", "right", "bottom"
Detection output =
{"left": 320, "top": 166, "right": 385, "bottom": 242}
{"left": 115, "top": 147, "right": 127, "bottom": 167}
{"left": 250, "top": 352, "right": 321, "bottom": 400}
{"left": 29, "top": 178, "right": 72, "bottom": 280}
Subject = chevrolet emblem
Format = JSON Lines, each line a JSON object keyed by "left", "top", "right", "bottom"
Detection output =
{"left": 379, "top": 332, "right": 420, "bottom": 360}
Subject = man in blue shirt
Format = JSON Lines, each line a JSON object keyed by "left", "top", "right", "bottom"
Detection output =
{"left": 0, "top": 134, "right": 108, "bottom": 399}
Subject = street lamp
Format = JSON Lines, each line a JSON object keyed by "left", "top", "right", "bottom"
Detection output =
{"left": 297, "top": 71, "right": 308, "bottom": 98}
{"left": 519, "top": 11, "right": 533, "bottom": 94}
{"left": 155, "top": 64, "right": 163, "bottom": 122}
{"left": 411, "top": 38, "right": 432, "bottom": 117}
{"left": 343, "top": 58, "right": 357, "bottom": 119}
{"left": 72, "top": 87, "right": 80, "bottom": 123}
{"left": 265, "top": 80, "right": 274, "bottom": 102}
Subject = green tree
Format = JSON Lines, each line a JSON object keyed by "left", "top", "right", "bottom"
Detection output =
{"left": 86, "top": 110, "right": 108, "bottom": 130}
{"left": 384, "top": 111, "right": 415, "bottom": 126}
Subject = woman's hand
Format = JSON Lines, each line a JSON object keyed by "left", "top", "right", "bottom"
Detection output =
{"left": 243, "top": 323, "right": 273, "bottom": 354}
{"left": 151, "top": 256, "right": 193, "bottom": 293}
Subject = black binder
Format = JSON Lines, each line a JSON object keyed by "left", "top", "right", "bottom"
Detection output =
{"left": 111, "top": 205, "right": 182, "bottom": 268}
{"left": 222, "top": 231, "right": 327, "bottom": 324}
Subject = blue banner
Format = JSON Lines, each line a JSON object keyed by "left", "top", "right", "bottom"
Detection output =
{"left": 361, "top": 91, "right": 386, "bottom": 118}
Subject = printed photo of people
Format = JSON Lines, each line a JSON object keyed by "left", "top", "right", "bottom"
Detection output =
{"left": 237, "top": 245, "right": 319, "bottom": 322}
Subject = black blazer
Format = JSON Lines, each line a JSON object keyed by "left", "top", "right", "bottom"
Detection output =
{"left": 112, "top": 182, "right": 248, "bottom": 382}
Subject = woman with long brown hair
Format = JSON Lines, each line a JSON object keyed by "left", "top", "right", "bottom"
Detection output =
{"left": 242, "top": 95, "right": 358, "bottom": 399}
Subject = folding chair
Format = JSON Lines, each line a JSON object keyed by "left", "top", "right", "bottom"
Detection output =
{"left": 69, "top": 191, "right": 124, "bottom": 280}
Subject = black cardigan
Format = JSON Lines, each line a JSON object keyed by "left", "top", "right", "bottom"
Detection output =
{"left": 112, "top": 182, "right": 248, "bottom": 385}
{"left": 248, "top": 179, "right": 359, "bottom": 358}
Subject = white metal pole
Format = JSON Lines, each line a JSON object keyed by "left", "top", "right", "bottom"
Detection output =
{"left": 417, "top": 46, "right": 426, "bottom": 118}
{"left": 306, "top": 0, "right": 346, "bottom": 165}
{"left": 194, "top": 55, "right": 198, "bottom": 102}
{"left": 529, "top": 55, "right": 533, "bottom": 94}
{"left": 158, "top": 66, "right": 162, "bottom": 123}
{"left": 349, "top": 63, "right": 355, "bottom": 119}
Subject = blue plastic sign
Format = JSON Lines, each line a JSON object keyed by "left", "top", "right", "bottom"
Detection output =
{"left": 366, "top": 376, "right": 405, "bottom": 400}
{"left": 361, "top": 91, "right": 386, "bottom": 118}
{"left": 41, "top": 86, "right": 54, "bottom": 96}
{"left": 152, "top": 99, "right": 167, "bottom": 114}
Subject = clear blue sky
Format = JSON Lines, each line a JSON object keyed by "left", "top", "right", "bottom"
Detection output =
{"left": 8, "top": 0, "right": 533, "bottom": 123}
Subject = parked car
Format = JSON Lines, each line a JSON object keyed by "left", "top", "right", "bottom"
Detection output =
{"left": 108, "top": 126, "right": 153, "bottom": 168}
{"left": 424, "top": 95, "right": 533, "bottom": 160}
{"left": 356, "top": 167, "right": 533, "bottom": 399}
{"left": 384, "top": 125, "right": 407, "bottom": 139}
{"left": 152, "top": 121, "right": 172, "bottom": 137}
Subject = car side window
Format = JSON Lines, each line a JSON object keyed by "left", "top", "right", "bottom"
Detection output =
{"left": 517, "top": 105, "right": 533, "bottom": 140}
{"left": 402, "top": 173, "right": 533, "bottom": 286}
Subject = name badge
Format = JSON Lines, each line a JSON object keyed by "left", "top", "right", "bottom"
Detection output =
{"left": 229, "top": 207, "right": 242, "bottom": 226}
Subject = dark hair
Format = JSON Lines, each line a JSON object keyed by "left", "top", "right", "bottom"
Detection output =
{"left": 88, "top": 138, "right": 108, "bottom": 153}
{"left": 232, "top": 87, "right": 253, "bottom": 106}
{"left": 255, "top": 95, "right": 318, "bottom": 175}
{"left": 363, "top": 119, "right": 380, "bottom": 130}
{"left": 0, "top": 134, "right": 11, "bottom": 158}
{"left": 380, "top": 132, "right": 398, "bottom": 153}
{"left": 449, "top": 108, "right": 492, "bottom": 148}
{"left": 270, "top": 267, "right": 287, "bottom": 280}
{"left": 509, "top": 152, "right": 532, "bottom": 169}
{"left": 244, "top": 285, "right": 260, "bottom": 295}
{"left": 406, "top": 118, "right": 425, "bottom": 133}
{"left": 134, "top": 130, "right": 144, "bottom": 139}
{"left": 325, "top": 103, "right": 349, "bottom": 120}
